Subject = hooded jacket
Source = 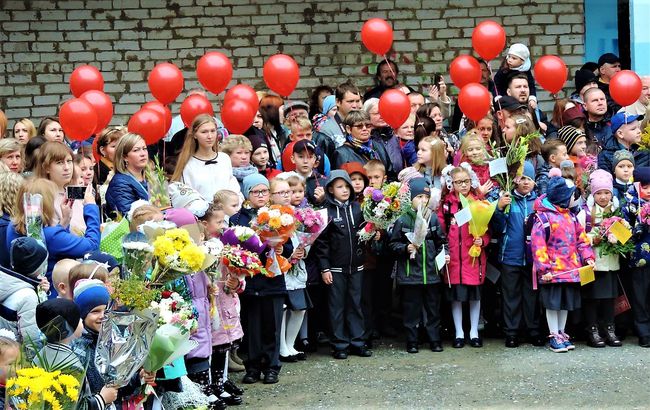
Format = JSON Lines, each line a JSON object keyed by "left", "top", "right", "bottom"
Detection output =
{"left": 492, "top": 188, "right": 538, "bottom": 266}
{"left": 184, "top": 271, "right": 212, "bottom": 360}
{"left": 0, "top": 264, "right": 42, "bottom": 346}
{"left": 581, "top": 201, "right": 620, "bottom": 272}
{"left": 531, "top": 197, "right": 595, "bottom": 284}
{"left": 314, "top": 170, "right": 365, "bottom": 274}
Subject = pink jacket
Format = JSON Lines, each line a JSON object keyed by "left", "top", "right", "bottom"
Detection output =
{"left": 531, "top": 197, "right": 595, "bottom": 285}
{"left": 438, "top": 191, "right": 490, "bottom": 286}
{"left": 211, "top": 269, "right": 244, "bottom": 347}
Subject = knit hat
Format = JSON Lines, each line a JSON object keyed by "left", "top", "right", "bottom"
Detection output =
{"left": 522, "top": 160, "right": 535, "bottom": 181}
{"left": 247, "top": 133, "right": 268, "bottom": 154}
{"left": 634, "top": 167, "right": 650, "bottom": 185}
{"left": 409, "top": 177, "right": 430, "bottom": 199}
{"left": 589, "top": 169, "right": 613, "bottom": 195}
{"left": 546, "top": 176, "right": 576, "bottom": 208}
{"left": 83, "top": 251, "right": 119, "bottom": 275}
{"left": 508, "top": 43, "right": 530, "bottom": 62}
{"left": 10, "top": 237, "right": 48, "bottom": 279}
{"left": 398, "top": 167, "right": 422, "bottom": 183}
{"left": 322, "top": 95, "right": 336, "bottom": 116}
{"left": 340, "top": 162, "right": 368, "bottom": 185}
{"left": 242, "top": 173, "right": 269, "bottom": 198}
{"left": 598, "top": 53, "right": 620, "bottom": 68}
{"left": 612, "top": 149, "right": 635, "bottom": 171}
{"left": 164, "top": 207, "right": 198, "bottom": 227}
{"left": 561, "top": 105, "right": 586, "bottom": 125}
{"left": 36, "top": 299, "right": 81, "bottom": 343}
{"left": 168, "top": 182, "right": 210, "bottom": 218}
{"left": 611, "top": 112, "right": 644, "bottom": 135}
{"left": 557, "top": 125, "right": 586, "bottom": 154}
{"left": 574, "top": 69, "right": 598, "bottom": 93}
{"left": 73, "top": 279, "right": 110, "bottom": 319}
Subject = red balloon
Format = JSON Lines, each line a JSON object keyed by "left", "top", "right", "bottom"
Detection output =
{"left": 128, "top": 109, "right": 166, "bottom": 145}
{"left": 361, "top": 18, "right": 393, "bottom": 56}
{"left": 610, "top": 70, "right": 643, "bottom": 107}
{"left": 197, "top": 52, "right": 233, "bottom": 95}
{"left": 221, "top": 99, "right": 257, "bottom": 134}
{"left": 458, "top": 83, "right": 491, "bottom": 122}
{"left": 148, "top": 63, "right": 184, "bottom": 104}
{"left": 224, "top": 84, "right": 258, "bottom": 111}
{"left": 533, "top": 56, "right": 567, "bottom": 94}
{"left": 180, "top": 95, "right": 214, "bottom": 128}
{"left": 471, "top": 20, "right": 506, "bottom": 61}
{"left": 59, "top": 98, "right": 98, "bottom": 142}
{"left": 263, "top": 54, "right": 300, "bottom": 97}
{"left": 378, "top": 89, "right": 410, "bottom": 129}
{"left": 91, "top": 136, "right": 100, "bottom": 163}
{"left": 450, "top": 55, "right": 482, "bottom": 89}
{"left": 80, "top": 90, "right": 113, "bottom": 135}
{"left": 142, "top": 101, "right": 172, "bottom": 134}
{"left": 70, "top": 65, "right": 104, "bottom": 98}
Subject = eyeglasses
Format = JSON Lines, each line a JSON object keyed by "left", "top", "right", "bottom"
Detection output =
{"left": 272, "top": 190, "right": 291, "bottom": 197}
{"left": 250, "top": 189, "right": 270, "bottom": 197}
{"left": 453, "top": 179, "right": 471, "bottom": 186}
{"left": 352, "top": 123, "right": 372, "bottom": 129}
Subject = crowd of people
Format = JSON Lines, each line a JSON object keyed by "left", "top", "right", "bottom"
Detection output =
{"left": 0, "top": 41, "right": 650, "bottom": 409}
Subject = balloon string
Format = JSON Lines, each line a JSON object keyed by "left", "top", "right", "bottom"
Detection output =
{"left": 486, "top": 60, "right": 503, "bottom": 111}
{"left": 383, "top": 54, "right": 397, "bottom": 83}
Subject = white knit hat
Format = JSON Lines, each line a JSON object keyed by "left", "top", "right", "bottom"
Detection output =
{"left": 168, "top": 182, "right": 209, "bottom": 218}
{"left": 507, "top": 43, "right": 530, "bottom": 62}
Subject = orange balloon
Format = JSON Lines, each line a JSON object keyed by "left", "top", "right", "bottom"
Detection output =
{"left": 361, "top": 18, "right": 393, "bottom": 55}
{"left": 471, "top": 20, "right": 506, "bottom": 61}
{"left": 458, "top": 83, "right": 491, "bottom": 122}
{"left": 379, "top": 89, "right": 410, "bottom": 129}
{"left": 263, "top": 54, "right": 300, "bottom": 97}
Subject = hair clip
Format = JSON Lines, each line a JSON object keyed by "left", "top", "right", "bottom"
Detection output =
{"left": 515, "top": 118, "right": 526, "bottom": 124}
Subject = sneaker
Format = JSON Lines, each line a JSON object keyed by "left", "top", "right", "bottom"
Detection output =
{"left": 559, "top": 332, "right": 575, "bottom": 350}
{"left": 548, "top": 334, "right": 568, "bottom": 353}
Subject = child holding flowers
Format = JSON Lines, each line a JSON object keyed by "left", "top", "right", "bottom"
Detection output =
{"left": 399, "top": 136, "right": 447, "bottom": 211}
{"left": 438, "top": 164, "right": 490, "bottom": 348}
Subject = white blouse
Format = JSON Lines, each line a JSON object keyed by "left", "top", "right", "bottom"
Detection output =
{"left": 181, "top": 152, "right": 242, "bottom": 201}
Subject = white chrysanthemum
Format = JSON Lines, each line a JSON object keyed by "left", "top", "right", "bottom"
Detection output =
{"left": 280, "top": 214, "right": 294, "bottom": 226}
{"left": 122, "top": 241, "right": 154, "bottom": 252}
{"left": 269, "top": 209, "right": 281, "bottom": 218}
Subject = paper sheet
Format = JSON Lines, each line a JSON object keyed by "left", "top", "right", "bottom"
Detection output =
{"left": 454, "top": 207, "right": 472, "bottom": 227}
{"left": 609, "top": 220, "right": 632, "bottom": 244}
{"left": 579, "top": 265, "right": 595, "bottom": 286}
{"left": 489, "top": 157, "right": 508, "bottom": 176}
{"left": 435, "top": 247, "right": 446, "bottom": 271}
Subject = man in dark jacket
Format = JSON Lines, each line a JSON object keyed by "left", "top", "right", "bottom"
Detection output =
{"left": 597, "top": 53, "right": 622, "bottom": 115}
{"left": 313, "top": 81, "right": 362, "bottom": 151}
{"left": 363, "top": 59, "right": 399, "bottom": 101}
{"left": 584, "top": 87, "right": 612, "bottom": 146}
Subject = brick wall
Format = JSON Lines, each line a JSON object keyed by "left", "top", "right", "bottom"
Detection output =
{"left": 0, "top": 0, "right": 585, "bottom": 127}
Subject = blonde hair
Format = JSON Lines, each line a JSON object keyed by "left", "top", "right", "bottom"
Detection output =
{"left": 13, "top": 118, "right": 37, "bottom": 140}
{"left": 213, "top": 189, "right": 239, "bottom": 206}
{"left": 52, "top": 259, "right": 80, "bottom": 292}
{"left": 363, "top": 159, "right": 386, "bottom": 175}
{"left": 0, "top": 138, "right": 23, "bottom": 168}
{"left": 460, "top": 133, "right": 486, "bottom": 162}
{"left": 96, "top": 126, "right": 127, "bottom": 158}
{"left": 68, "top": 263, "right": 109, "bottom": 294}
{"left": 0, "top": 110, "right": 7, "bottom": 138}
{"left": 0, "top": 172, "right": 25, "bottom": 217}
{"left": 290, "top": 117, "right": 312, "bottom": 132}
{"left": 34, "top": 141, "right": 73, "bottom": 180}
{"left": 286, "top": 175, "right": 306, "bottom": 188}
{"left": 172, "top": 114, "right": 218, "bottom": 182}
{"left": 12, "top": 178, "right": 58, "bottom": 235}
{"left": 0, "top": 334, "right": 19, "bottom": 359}
{"left": 219, "top": 134, "right": 252, "bottom": 156}
{"left": 415, "top": 136, "right": 447, "bottom": 175}
{"left": 114, "top": 133, "right": 145, "bottom": 174}
{"left": 129, "top": 204, "right": 163, "bottom": 232}
{"left": 270, "top": 178, "right": 290, "bottom": 193}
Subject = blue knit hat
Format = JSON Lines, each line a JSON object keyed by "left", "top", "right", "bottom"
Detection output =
{"left": 546, "top": 176, "right": 576, "bottom": 208}
{"left": 409, "top": 177, "right": 430, "bottom": 200}
{"left": 522, "top": 161, "right": 535, "bottom": 182}
{"left": 322, "top": 95, "right": 336, "bottom": 116}
{"left": 73, "top": 279, "right": 110, "bottom": 319}
{"left": 242, "top": 173, "right": 269, "bottom": 198}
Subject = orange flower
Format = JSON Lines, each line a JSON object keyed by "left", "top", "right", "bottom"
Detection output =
{"left": 269, "top": 217, "right": 282, "bottom": 229}
{"left": 258, "top": 212, "right": 270, "bottom": 224}
{"left": 280, "top": 205, "right": 294, "bottom": 215}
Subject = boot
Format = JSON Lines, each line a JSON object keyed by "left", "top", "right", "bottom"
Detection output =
{"left": 231, "top": 347, "right": 244, "bottom": 366}
{"left": 586, "top": 325, "right": 606, "bottom": 348}
{"left": 229, "top": 355, "right": 246, "bottom": 372}
{"left": 604, "top": 324, "right": 622, "bottom": 347}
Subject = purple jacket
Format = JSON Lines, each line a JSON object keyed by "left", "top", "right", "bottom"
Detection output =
{"left": 212, "top": 271, "right": 244, "bottom": 347}
{"left": 185, "top": 272, "right": 212, "bottom": 359}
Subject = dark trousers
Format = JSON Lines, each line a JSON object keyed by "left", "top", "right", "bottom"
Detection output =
{"left": 328, "top": 270, "right": 365, "bottom": 351}
{"left": 500, "top": 264, "right": 541, "bottom": 337}
{"left": 583, "top": 298, "right": 615, "bottom": 326}
{"left": 244, "top": 295, "right": 284, "bottom": 372}
{"left": 361, "top": 269, "right": 375, "bottom": 341}
{"left": 401, "top": 284, "right": 441, "bottom": 343}
{"left": 631, "top": 266, "right": 650, "bottom": 337}
{"left": 375, "top": 255, "right": 396, "bottom": 333}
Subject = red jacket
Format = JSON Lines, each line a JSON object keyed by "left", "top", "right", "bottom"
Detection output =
{"left": 438, "top": 191, "right": 491, "bottom": 286}
{"left": 261, "top": 167, "right": 282, "bottom": 181}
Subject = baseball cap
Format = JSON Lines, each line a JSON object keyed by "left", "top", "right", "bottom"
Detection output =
{"left": 598, "top": 53, "right": 620, "bottom": 68}
{"left": 285, "top": 101, "right": 309, "bottom": 114}
{"left": 292, "top": 140, "right": 317, "bottom": 154}
{"left": 611, "top": 112, "right": 644, "bottom": 134}
{"left": 493, "top": 96, "right": 527, "bottom": 112}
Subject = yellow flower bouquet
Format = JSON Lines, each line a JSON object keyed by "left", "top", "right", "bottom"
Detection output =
{"left": 150, "top": 228, "right": 213, "bottom": 286}
{"left": 459, "top": 194, "right": 496, "bottom": 262}
{"left": 6, "top": 367, "right": 80, "bottom": 410}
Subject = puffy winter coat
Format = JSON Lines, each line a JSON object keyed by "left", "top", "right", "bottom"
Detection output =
{"left": 185, "top": 272, "right": 212, "bottom": 359}
{"left": 438, "top": 191, "right": 491, "bottom": 285}
{"left": 0, "top": 265, "right": 42, "bottom": 345}
{"left": 491, "top": 189, "right": 538, "bottom": 266}
{"left": 105, "top": 172, "right": 149, "bottom": 216}
{"left": 531, "top": 197, "right": 595, "bottom": 284}
{"left": 623, "top": 186, "right": 650, "bottom": 267}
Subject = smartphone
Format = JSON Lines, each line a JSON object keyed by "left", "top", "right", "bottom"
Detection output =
{"left": 66, "top": 185, "right": 86, "bottom": 200}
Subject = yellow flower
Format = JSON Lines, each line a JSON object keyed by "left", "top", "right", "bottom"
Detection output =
{"left": 180, "top": 244, "right": 206, "bottom": 271}
{"left": 382, "top": 183, "right": 398, "bottom": 197}
{"left": 153, "top": 236, "right": 175, "bottom": 260}
{"left": 269, "top": 217, "right": 282, "bottom": 229}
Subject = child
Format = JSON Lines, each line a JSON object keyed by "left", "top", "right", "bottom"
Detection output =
{"left": 34, "top": 298, "right": 85, "bottom": 374}
{"left": 494, "top": 43, "right": 537, "bottom": 108}
{"left": 213, "top": 189, "right": 241, "bottom": 223}
{"left": 290, "top": 140, "right": 327, "bottom": 206}
{"left": 402, "top": 136, "right": 447, "bottom": 211}
{"left": 219, "top": 135, "right": 259, "bottom": 192}
{"left": 531, "top": 176, "right": 595, "bottom": 352}
{"left": 389, "top": 177, "right": 448, "bottom": 353}
{"left": 314, "top": 170, "right": 370, "bottom": 359}
{"left": 0, "top": 331, "right": 20, "bottom": 410}
{"left": 598, "top": 112, "right": 642, "bottom": 173}
{"left": 558, "top": 125, "right": 588, "bottom": 191}
{"left": 52, "top": 259, "right": 81, "bottom": 300}
{"left": 285, "top": 173, "right": 308, "bottom": 208}
{"left": 623, "top": 167, "right": 650, "bottom": 347}
{"left": 581, "top": 170, "right": 623, "bottom": 347}
{"left": 200, "top": 204, "right": 226, "bottom": 240}
{"left": 612, "top": 150, "right": 635, "bottom": 201}
{"left": 457, "top": 134, "right": 498, "bottom": 201}
{"left": 248, "top": 133, "right": 281, "bottom": 181}
{"left": 75, "top": 153, "right": 95, "bottom": 187}
{"left": 67, "top": 262, "right": 109, "bottom": 295}
{"left": 491, "top": 162, "right": 544, "bottom": 347}
{"left": 340, "top": 162, "right": 368, "bottom": 203}
{"left": 438, "top": 165, "right": 490, "bottom": 348}
{"left": 537, "top": 139, "right": 569, "bottom": 195}
{"left": 364, "top": 159, "right": 387, "bottom": 190}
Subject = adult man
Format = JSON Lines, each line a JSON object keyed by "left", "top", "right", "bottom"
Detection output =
{"left": 618, "top": 76, "right": 650, "bottom": 116}
{"left": 597, "top": 53, "right": 622, "bottom": 114}
{"left": 506, "top": 73, "right": 548, "bottom": 132}
{"left": 314, "top": 81, "right": 362, "bottom": 151}
{"left": 583, "top": 87, "right": 611, "bottom": 145}
{"left": 571, "top": 69, "right": 599, "bottom": 103}
{"left": 493, "top": 95, "right": 528, "bottom": 129}
{"left": 363, "top": 60, "right": 398, "bottom": 101}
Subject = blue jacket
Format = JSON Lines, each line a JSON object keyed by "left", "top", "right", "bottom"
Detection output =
{"left": 105, "top": 172, "right": 149, "bottom": 217}
{"left": 0, "top": 214, "right": 11, "bottom": 268}
{"left": 535, "top": 162, "right": 550, "bottom": 196}
{"left": 492, "top": 189, "right": 538, "bottom": 266}
{"left": 586, "top": 118, "right": 611, "bottom": 147}
{"left": 401, "top": 140, "right": 417, "bottom": 167}
{"left": 6, "top": 204, "right": 101, "bottom": 298}
{"left": 623, "top": 185, "right": 650, "bottom": 268}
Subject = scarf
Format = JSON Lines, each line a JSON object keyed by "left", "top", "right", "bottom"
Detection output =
{"left": 232, "top": 164, "right": 259, "bottom": 182}
{"left": 345, "top": 134, "right": 378, "bottom": 160}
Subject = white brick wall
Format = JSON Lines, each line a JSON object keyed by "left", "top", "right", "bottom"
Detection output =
{"left": 0, "top": 0, "right": 585, "bottom": 126}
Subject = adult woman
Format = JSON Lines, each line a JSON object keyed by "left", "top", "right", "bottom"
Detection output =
{"left": 308, "top": 85, "right": 334, "bottom": 119}
{"left": 333, "top": 110, "right": 392, "bottom": 175}
{"left": 12, "top": 118, "right": 37, "bottom": 144}
{"left": 95, "top": 126, "right": 127, "bottom": 185}
{"left": 6, "top": 178, "right": 99, "bottom": 297}
{"left": 417, "top": 103, "right": 460, "bottom": 158}
{"left": 364, "top": 98, "right": 404, "bottom": 176}
{"left": 105, "top": 133, "right": 150, "bottom": 216}
{"left": 0, "top": 139, "right": 23, "bottom": 173}
{"left": 0, "top": 172, "right": 24, "bottom": 267}
{"left": 37, "top": 117, "right": 65, "bottom": 143}
{"left": 172, "top": 114, "right": 240, "bottom": 201}
{"left": 259, "top": 94, "right": 286, "bottom": 163}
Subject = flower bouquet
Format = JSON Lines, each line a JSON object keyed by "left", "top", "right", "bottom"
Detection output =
{"left": 23, "top": 192, "right": 44, "bottom": 243}
{"left": 591, "top": 215, "right": 635, "bottom": 257}
{"left": 459, "top": 194, "right": 496, "bottom": 263}
{"left": 251, "top": 205, "right": 297, "bottom": 276}
{"left": 150, "top": 290, "right": 198, "bottom": 335}
{"left": 150, "top": 228, "right": 211, "bottom": 286}
{"left": 405, "top": 204, "right": 432, "bottom": 259}
{"left": 221, "top": 244, "right": 270, "bottom": 293}
{"left": 292, "top": 207, "right": 328, "bottom": 262}
{"left": 201, "top": 238, "right": 225, "bottom": 328}
{"left": 358, "top": 182, "right": 411, "bottom": 242}
{"left": 121, "top": 233, "right": 154, "bottom": 280}
{"left": 579, "top": 154, "right": 598, "bottom": 195}
{"left": 220, "top": 226, "right": 266, "bottom": 254}
{"left": 6, "top": 367, "right": 81, "bottom": 410}
{"left": 145, "top": 156, "right": 171, "bottom": 209}
{"left": 640, "top": 202, "right": 650, "bottom": 226}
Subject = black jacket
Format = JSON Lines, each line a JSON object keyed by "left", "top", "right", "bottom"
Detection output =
{"left": 333, "top": 138, "right": 394, "bottom": 177}
{"left": 304, "top": 171, "right": 328, "bottom": 207}
{"left": 389, "top": 209, "right": 447, "bottom": 285}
